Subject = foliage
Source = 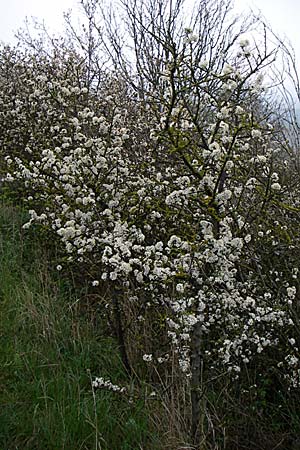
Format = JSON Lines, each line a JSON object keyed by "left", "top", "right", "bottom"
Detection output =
{"left": 1, "top": 0, "right": 300, "bottom": 447}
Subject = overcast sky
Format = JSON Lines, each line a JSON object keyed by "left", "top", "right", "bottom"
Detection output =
{"left": 0, "top": 0, "right": 79, "bottom": 43}
{"left": 0, "top": 0, "right": 300, "bottom": 56}
{"left": 236, "top": 0, "right": 300, "bottom": 47}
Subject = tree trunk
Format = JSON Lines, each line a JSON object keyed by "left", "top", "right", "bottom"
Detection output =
{"left": 112, "top": 288, "right": 132, "bottom": 376}
{"left": 190, "top": 320, "right": 205, "bottom": 447}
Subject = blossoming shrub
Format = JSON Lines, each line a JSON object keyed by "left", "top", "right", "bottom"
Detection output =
{"left": 1, "top": 4, "right": 300, "bottom": 444}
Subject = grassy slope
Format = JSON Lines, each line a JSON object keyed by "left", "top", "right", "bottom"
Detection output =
{"left": 0, "top": 203, "right": 159, "bottom": 450}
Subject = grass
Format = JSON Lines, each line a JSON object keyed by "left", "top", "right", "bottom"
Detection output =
{"left": 0, "top": 202, "right": 160, "bottom": 450}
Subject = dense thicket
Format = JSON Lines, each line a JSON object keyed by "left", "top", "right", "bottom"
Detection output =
{"left": 1, "top": 0, "right": 300, "bottom": 447}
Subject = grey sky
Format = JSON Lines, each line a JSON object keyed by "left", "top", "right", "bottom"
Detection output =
{"left": 0, "top": 0, "right": 78, "bottom": 43}
{"left": 235, "top": 0, "right": 300, "bottom": 53}
{"left": 0, "top": 0, "right": 299, "bottom": 60}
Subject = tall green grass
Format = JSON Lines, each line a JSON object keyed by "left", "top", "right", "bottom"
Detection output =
{"left": 0, "top": 203, "right": 160, "bottom": 450}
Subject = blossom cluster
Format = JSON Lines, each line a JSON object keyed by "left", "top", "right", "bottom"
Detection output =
{"left": 92, "top": 377, "right": 126, "bottom": 393}
{"left": 1, "top": 34, "right": 300, "bottom": 389}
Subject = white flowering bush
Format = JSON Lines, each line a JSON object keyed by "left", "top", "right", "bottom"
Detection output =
{"left": 1, "top": 0, "right": 300, "bottom": 445}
